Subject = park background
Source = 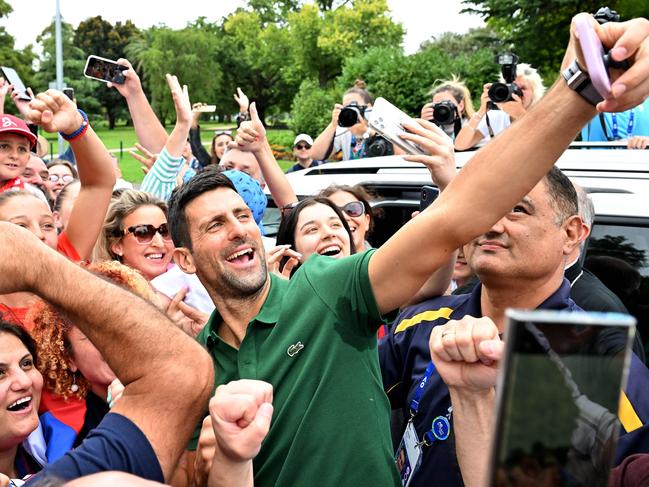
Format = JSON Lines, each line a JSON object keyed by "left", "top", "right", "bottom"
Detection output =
{"left": 2, "top": 0, "right": 648, "bottom": 182}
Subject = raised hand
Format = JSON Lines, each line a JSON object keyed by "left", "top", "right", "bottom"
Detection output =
{"left": 26, "top": 89, "right": 83, "bottom": 134}
{"left": 129, "top": 142, "right": 158, "bottom": 171}
{"left": 11, "top": 87, "right": 35, "bottom": 118}
{"left": 498, "top": 93, "right": 527, "bottom": 120}
{"left": 166, "top": 74, "right": 192, "bottom": 126}
{"left": 234, "top": 87, "right": 250, "bottom": 113}
{"left": 166, "top": 286, "right": 209, "bottom": 337}
{"left": 107, "top": 58, "right": 143, "bottom": 99}
{"left": 400, "top": 119, "right": 456, "bottom": 191}
{"left": 266, "top": 244, "right": 302, "bottom": 280}
{"left": 232, "top": 102, "right": 266, "bottom": 153}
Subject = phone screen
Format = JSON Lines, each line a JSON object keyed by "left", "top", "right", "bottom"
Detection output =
{"left": 84, "top": 56, "right": 126, "bottom": 84}
{"left": 490, "top": 310, "right": 634, "bottom": 487}
{"left": 1, "top": 66, "right": 30, "bottom": 100}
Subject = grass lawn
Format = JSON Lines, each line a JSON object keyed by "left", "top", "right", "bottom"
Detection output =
{"left": 45, "top": 123, "right": 295, "bottom": 184}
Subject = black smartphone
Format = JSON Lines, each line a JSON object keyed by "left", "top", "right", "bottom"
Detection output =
{"left": 83, "top": 55, "right": 127, "bottom": 84}
{"left": 489, "top": 309, "right": 635, "bottom": 487}
{"left": 63, "top": 88, "right": 74, "bottom": 100}
{"left": 419, "top": 185, "right": 439, "bottom": 212}
{"left": 1, "top": 66, "right": 30, "bottom": 100}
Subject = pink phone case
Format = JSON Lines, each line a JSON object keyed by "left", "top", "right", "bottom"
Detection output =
{"left": 575, "top": 16, "right": 611, "bottom": 98}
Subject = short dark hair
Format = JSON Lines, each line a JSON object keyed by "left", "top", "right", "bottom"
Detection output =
{"left": 276, "top": 197, "right": 357, "bottom": 255}
{"left": 168, "top": 165, "right": 236, "bottom": 250}
{"left": 543, "top": 166, "right": 578, "bottom": 225}
{"left": 0, "top": 316, "right": 38, "bottom": 366}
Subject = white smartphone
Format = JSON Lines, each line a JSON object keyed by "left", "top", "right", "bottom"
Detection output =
{"left": 83, "top": 55, "right": 127, "bottom": 84}
{"left": 1, "top": 67, "right": 31, "bottom": 101}
{"left": 366, "top": 97, "right": 425, "bottom": 155}
{"left": 197, "top": 105, "right": 216, "bottom": 113}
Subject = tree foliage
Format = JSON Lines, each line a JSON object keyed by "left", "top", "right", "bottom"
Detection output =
{"left": 462, "top": 0, "right": 649, "bottom": 80}
{"left": 0, "top": 0, "right": 36, "bottom": 101}
{"left": 289, "top": 79, "right": 338, "bottom": 136}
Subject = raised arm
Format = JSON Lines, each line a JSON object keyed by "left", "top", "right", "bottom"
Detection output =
{"left": 27, "top": 90, "right": 115, "bottom": 261}
{"left": 0, "top": 223, "right": 214, "bottom": 481}
{"left": 311, "top": 104, "right": 343, "bottom": 160}
{"left": 232, "top": 102, "right": 297, "bottom": 208}
{"left": 369, "top": 14, "right": 649, "bottom": 314}
{"left": 140, "top": 74, "right": 192, "bottom": 201}
{"left": 454, "top": 84, "right": 489, "bottom": 151}
{"left": 110, "top": 58, "right": 169, "bottom": 153}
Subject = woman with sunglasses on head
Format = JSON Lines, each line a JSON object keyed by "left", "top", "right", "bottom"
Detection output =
{"left": 46, "top": 159, "right": 77, "bottom": 197}
{"left": 95, "top": 190, "right": 174, "bottom": 282}
{"left": 319, "top": 184, "right": 374, "bottom": 251}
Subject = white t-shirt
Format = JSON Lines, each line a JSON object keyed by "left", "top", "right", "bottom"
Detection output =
{"left": 477, "top": 110, "right": 511, "bottom": 142}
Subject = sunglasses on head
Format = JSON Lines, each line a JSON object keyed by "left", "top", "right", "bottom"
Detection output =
{"left": 117, "top": 223, "right": 172, "bottom": 245}
{"left": 338, "top": 201, "right": 365, "bottom": 218}
{"left": 295, "top": 143, "right": 311, "bottom": 150}
{"left": 49, "top": 174, "right": 75, "bottom": 184}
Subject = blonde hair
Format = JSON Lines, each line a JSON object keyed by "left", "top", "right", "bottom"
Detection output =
{"left": 503, "top": 63, "right": 546, "bottom": 106}
{"left": 94, "top": 190, "right": 167, "bottom": 262}
{"left": 428, "top": 75, "right": 475, "bottom": 119}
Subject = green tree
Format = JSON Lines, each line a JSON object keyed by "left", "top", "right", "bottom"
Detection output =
{"left": 74, "top": 16, "right": 141, "bottom": 128}
{"left": 0, "top": 0, "right": 37, "bottom": 105}
{"left": 126, "top": 25, "right": 223, "bottom": 126}
{"left": 289, "top": 79, "right": 338, "bottom": 136}
{"left": 462, "top": 0, "right": 649, "bottom": 80}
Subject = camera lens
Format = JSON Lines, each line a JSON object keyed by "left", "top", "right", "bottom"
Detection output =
{"left": 432, "top": 101, "right": 455, "bottom": 125}
{"left": 488, "top": 83, "right": 511, "bottom": 103}
{"left": 366, "top": 135, "right": 393, "bottom": 157}
{"left": 338, "top": 105, "right": 361, "bottom": 128}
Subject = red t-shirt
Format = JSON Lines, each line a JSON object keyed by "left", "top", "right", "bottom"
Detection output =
{"left": 57, "top": 230, "right": 82, "bottom": 263}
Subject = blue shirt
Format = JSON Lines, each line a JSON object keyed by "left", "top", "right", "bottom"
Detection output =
{"left": 379, "top": 280, "right": 580, "bottom": 487}
{"left": 28, "top": 413, "right": 163, "bottom": 483}
{"left": 582, "top": 97, "right": 649, "bottom": 141}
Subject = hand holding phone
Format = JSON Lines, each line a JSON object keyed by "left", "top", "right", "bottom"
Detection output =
{"left": 84, "top": 55, "right": 127, "bottom": 85}
{"left": 1, "top": 67, "right": 30, "bottom": 101}
{"left": 366, "top": 97, "right": 425, "bottom": 155}
{"left": 574, "top": 16, "right": 611, "bottom": 98}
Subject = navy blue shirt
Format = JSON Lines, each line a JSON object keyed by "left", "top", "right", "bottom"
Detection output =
{"left": 28, "top": 413, "right": 163, "bottom": 483}
{"left": 379, "top": 280, "right": 581, "bottom": 487}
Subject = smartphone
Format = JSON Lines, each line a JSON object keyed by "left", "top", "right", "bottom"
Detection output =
{"left": 197, "top": 105, "right": 216, "bottom": 113}
{"left": 63, "top": 88, "right": 74, "bottom": 101}
{"left": 488, "top": 309, "right": 635, "bottom": 487}
{"left": 83, "top": 55, "right": 127, "bottom": 84}
{"left": 366, "top": 97, "right": 425, "bottom": 155}
{"left": 574, "top": 15, "right": 611, "bottom": 99}
{"left": 419, "top": 185, "right": 439, "bottom": 212}
{"left": 1, "top": 66, "right": 30, "bottom": 101}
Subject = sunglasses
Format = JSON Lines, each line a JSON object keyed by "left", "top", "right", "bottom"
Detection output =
{"left": 48, "top": 174, "right": 75, "bottom": 184}
{"left": 338, "top": 201, "right": 365, "bottom": 218}
{"left": 295, "top": 143, "right": 311, "bottom": 150}
{"left": 118, "top": 223, "right": 172, "bottom": 245}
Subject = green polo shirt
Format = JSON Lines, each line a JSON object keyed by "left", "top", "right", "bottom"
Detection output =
{"left": 191, "top": 250, "right": 399, "bottom": 487}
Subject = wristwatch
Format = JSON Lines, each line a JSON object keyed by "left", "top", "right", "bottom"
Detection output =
{"left": 562, "top": 59, "right": 604, "bottom": 106}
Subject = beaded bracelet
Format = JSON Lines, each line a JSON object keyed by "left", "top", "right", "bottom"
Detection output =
{"left": 60, "top": 109, "right": 89, "bottom": 142}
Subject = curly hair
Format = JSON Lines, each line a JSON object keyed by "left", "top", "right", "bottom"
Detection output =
{"left": 29, "top": 261, "right": 158, "bottom": 400}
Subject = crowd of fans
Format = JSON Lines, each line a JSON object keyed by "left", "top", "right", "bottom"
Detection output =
{"left": 0, "top": 11, "right": 649, "bottom": 487}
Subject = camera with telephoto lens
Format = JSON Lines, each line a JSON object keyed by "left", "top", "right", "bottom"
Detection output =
{"left": 432, "top": 100, "right": 458, "bottom": 126}
{"left": 365, "top": 134, "right": 394, "bottom": 157}
{"left": 338, "top": 101, "right": 367, "bottom": 128}
{"left": 488, "top": 53, "right": 523, "bottom": 104}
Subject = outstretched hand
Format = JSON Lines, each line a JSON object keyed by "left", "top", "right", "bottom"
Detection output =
{"left": 232, "top": 102, "right": 267, "bottom": 153}
{"left": 234, "top": 87, "right": 250, "bottom": 113}
{"left": 129, "top": 142, "right": 158, "bottom": 170}
{"left": 166, "top": 74, "right": 192, "bottom": 126}
{"left": 107, "top": 58, "right": 143, "bottom": 99}
{"left": 26, "top": 89, "right": 83, "bottom": 134}
{"left": 400, "top": 119, "right": 456, "bottom": 191}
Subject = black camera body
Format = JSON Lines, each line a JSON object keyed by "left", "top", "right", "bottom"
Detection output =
{"left": 432, "top": 100, "right": 458, "bottom": 126}
{"left": 338, "top": 101, "right": 367, "bottom": 128}
{"left": 364, "top": 134, "right": 394, "bottom": 157}
{"left": 488, "top": 53, "right": 522, "bottom": 104}
{"left": 594, "top": 6, "right": 620, "bottom": 24}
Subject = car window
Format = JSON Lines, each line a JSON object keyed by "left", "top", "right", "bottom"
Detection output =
{"left": 586, "top": 222, "right": 649, "bottom": 349}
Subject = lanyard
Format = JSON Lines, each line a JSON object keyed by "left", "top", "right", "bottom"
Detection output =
{"left": 611, "top": 110, "right": 635, "bottom": 140}
{"left": 409, "top": 362, "right": 451, "bottom": 446}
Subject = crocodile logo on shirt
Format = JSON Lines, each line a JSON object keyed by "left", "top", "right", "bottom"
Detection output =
{"left": 287, "top": 341, "right": 304, "bottom": 357}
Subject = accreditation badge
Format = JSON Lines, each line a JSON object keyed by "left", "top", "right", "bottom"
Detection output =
{"left": 395, "top": 420, "right": 422, "bottom": 487}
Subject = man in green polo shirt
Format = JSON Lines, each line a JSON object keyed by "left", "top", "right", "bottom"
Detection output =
{"left": 166, "top": 13, "right": 649, "bottom": 485}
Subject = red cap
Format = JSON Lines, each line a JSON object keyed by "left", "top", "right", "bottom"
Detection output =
{"left": 0, "top": 115, "right": 37, "bottom": 149}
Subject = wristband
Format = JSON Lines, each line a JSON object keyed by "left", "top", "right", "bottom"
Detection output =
{"left": 60, "top": 109, "right": 89, "bottom": 141}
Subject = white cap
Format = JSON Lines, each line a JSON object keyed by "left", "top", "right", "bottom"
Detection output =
{"left": 293, "top": 134, "right": 314, "bottom": 146}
